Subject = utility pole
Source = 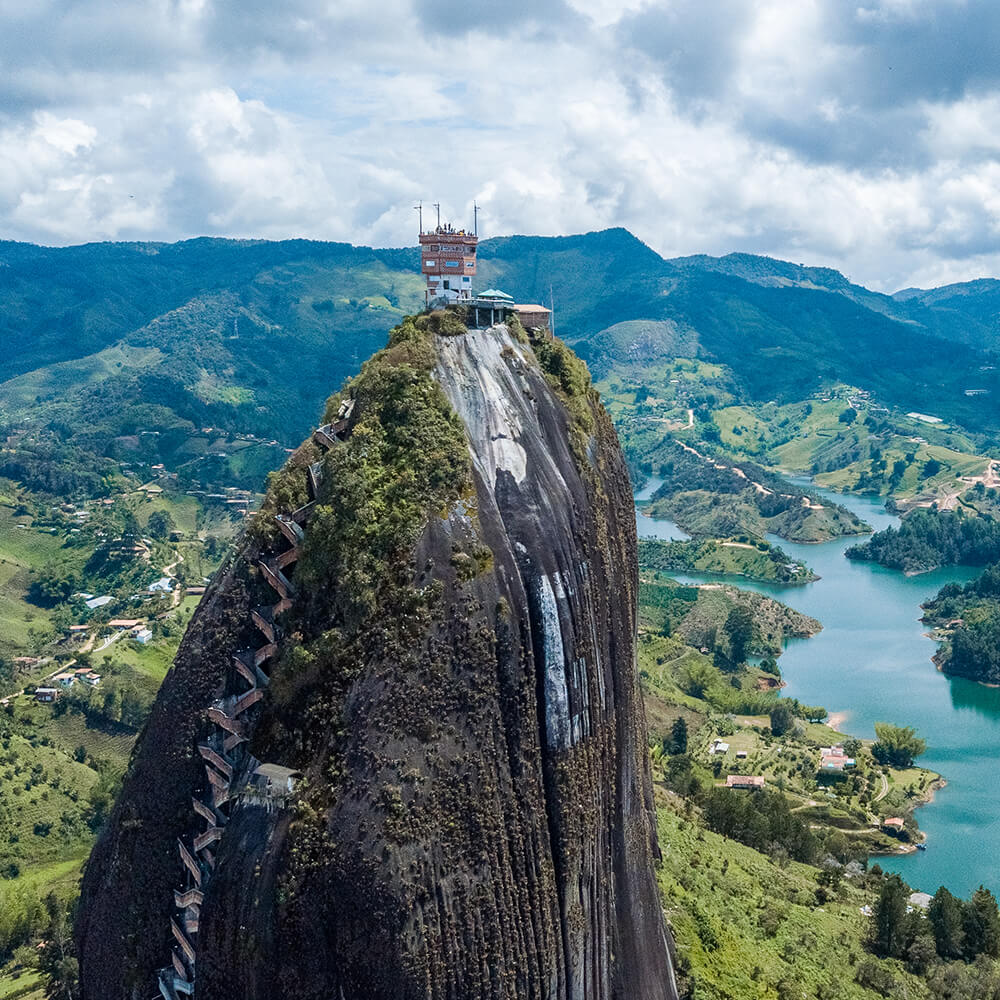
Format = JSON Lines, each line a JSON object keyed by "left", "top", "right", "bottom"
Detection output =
{"left": 414, "top": 201, "right": 423, "bottom": 234}
{"left": 550, "top": 285, "right": 555, "bottom": 337}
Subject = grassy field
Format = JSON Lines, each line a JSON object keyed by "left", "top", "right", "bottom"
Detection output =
{"left": 814, "top": 440, "right": 988, "bottom": 503}
{"left": 15, "top": 700, "right": 134, "bottom": 768}
{"left": 0, "top": 966, "right": 43, "bottom": 999}
{"left": 654, "top": 795, "right": 923, "bottom": 1000}
{"left": 613, "top": 360, "right": 994, "bottom": 511}
{"left": 715, "top": 393, "right": 992, "bottom": 504}
{"left": 0, "top": 506, "right": 69, "bottom": 657}
{"left": 132, "top": 491, "right": 200, "bottom": 535}
{"left": 0, "top": 709, "right": 103, "bottom": 867}
{"left": 596, "top": 357, "right": 735, "bottom": 430}
{"left": 100, "top": 635, "right": 177, "bottom": 683}
{"left": 639, "top": 537, "right": 816, "bottom": 584}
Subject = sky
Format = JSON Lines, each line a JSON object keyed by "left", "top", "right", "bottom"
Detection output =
{"left": 3, "top": 0, "right": 1000, "bottom": 290}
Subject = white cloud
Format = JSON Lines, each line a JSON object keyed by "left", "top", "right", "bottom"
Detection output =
{"left": 1, "top": 0, "right": 1000, "bottom": 290}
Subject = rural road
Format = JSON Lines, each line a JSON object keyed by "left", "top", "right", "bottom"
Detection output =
{"left": 873, "top": 771, "right": 889, "bottom": 803}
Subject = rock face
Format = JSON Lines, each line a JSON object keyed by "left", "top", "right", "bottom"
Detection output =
{"left": 76, "top": 316, "right": 677, "bottom": 1000}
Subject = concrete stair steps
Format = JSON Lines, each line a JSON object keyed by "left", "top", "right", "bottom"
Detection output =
{"left": 251, "top": 607, "right": 276, "bottom": 643}
{"left": 307, "top": 461, "right": 324, "bottom": 500}
{"left": 193, "top": 827, "right": 223, "bottom": 853}
{"left": 273, "top": 546, "right": 299, "bottom": 571}
{"left": 233, "top": 687, "right": 264, "bottom": 716}
{"left": 207, "top": 707, "right": 245, "bottom": 737}
{"left": 197, "top": 744, "right": 233, "bottom": 780}
{"left": 171, "top": 918, "right": 196, "bottom": 965}
{"left": 177, "top": 839, "right": 201, "bottom": 886}
{"left": 222, "top": 732, "right": 245, "bottom": 754}
{"left": 275, "top": 514, "right": 304, "bottom": 545}
{"left": 259, "top": 560, "right": 294, "bottom": 600}
{"left": 174, "top": 888, "right": 204, "bottom": 909}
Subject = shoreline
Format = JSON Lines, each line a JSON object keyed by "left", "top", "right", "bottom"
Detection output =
{"left": 870, "top": 777, "right": 947, "bottom": 856}
{"left": 822, "top": 708, "right": 943, "bottom": 854}
{"left": 826, "top": 711, "right": 848, "bottom": 732}
{"left": 931, "top": 646, "right": 1000, "bottom": 688}
{"left": 637, "top": 526, "right": 819, "bottom": 585}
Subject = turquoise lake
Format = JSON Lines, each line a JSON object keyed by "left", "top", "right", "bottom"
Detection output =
{"left": 635, "top": 477, "right": 999, "bottom": 897}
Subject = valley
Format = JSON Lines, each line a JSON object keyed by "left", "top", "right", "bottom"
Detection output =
{"left": 2, "top": 231, "right": 1000, "bottom": 997}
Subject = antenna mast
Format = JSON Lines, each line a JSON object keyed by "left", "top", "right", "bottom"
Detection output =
{"left": 433, "top": 202, "right": 441, "bottom": 230}
{"left": 473, "top": 202, "right": 479, "bottom": 237}
{"left": 414, "top": 201, "right": 423, "bottom": 234}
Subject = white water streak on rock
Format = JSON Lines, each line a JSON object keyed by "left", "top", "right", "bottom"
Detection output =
{"left": 435, "top": 326, "right": 561, "bottom": 492}
{"left": 538, "top": 573, "right": 571, "bottom": 751}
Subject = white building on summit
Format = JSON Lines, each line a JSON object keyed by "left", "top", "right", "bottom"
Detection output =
{"left": 418, "top": 203, "right": 477, "bottom": 305}
{"left": 416, "top": 201, "right": 552, "bottom": 330}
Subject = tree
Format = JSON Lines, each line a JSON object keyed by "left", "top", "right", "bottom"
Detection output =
{"left": 871, "top": 722, "right": 926, "bottom": 768}
{"left": 922, "top": 458, "right": 943, "bottom": 479}
{"left": 905, "top": 933, "right": 937, "bottom": 975}
{"left": 682, "top": 661, "right": 715, "bottom": 699}
{"left": 889, "top": 459, "right": 908, "bottom": 487}
{"left": 669, "top": 715, "right": 688, "bottom": 755}
{"left": 147, "top": 509, "right": 176, "bottom": 540}
{"left": 839, "top": 407, "right": 858, "bottom": 424}
{"left": 723, "top": 605, "right": 753, "bottom": 666}
{"left": 801, "top": 705, "right": 828, "bottom": 723}
{"left": 929, "top": 886, "right": 965, "bottom": 959}
{"left": 37, "top": 893, "right": 78, "bottom": 1000}
{"left": 871, "top": 873, "right": 910, "bottom": 957}
{"left": 29, "top": 562, "right": 79, "bottom": 606}
{"left": 759, "top": 655, "right": 780, "bottom": 676}
{"left": 963, "top": 885, "right": 1000, "bottom": 959}
{"left": 770, "top": 701, "right": 795, "bottom": 736}
{"left": 664, "top": 754, "right": 699, "bottom": 797}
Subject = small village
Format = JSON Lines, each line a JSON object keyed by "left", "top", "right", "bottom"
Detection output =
{"left": 693, "top": 723, "right": 932, "bottom": 851}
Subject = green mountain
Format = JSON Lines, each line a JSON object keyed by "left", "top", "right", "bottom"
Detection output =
{"left": 2, "top": 228, "right": 999, "bottom": 501}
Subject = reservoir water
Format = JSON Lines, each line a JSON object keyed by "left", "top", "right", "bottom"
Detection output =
{"left": 635, "top": 477, "right": 999, "bottom": 897}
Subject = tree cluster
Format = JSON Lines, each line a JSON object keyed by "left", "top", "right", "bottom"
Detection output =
{"left": 701, "top": 786, "right": 819, "bottom": 863}
{"left": 872, "top": 872, "right": 1000, "bottom": 971}
{"left": 870, "top": 722, "right": 927, "bottom": 769}
{"left": 847, "top": 509, "right": 1000, "bottom": 574}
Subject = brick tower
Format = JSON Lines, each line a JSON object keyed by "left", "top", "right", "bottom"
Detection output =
{"left": 418, "top": 202, "right": 478, "bottom": 305}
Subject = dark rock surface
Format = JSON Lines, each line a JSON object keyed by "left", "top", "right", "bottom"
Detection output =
{"left": 77, "top": 320, "right": 677, "bottom": 999}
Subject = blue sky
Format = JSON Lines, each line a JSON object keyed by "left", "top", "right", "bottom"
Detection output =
{"left": 3, "top": 0, "right": 1000, "bottom": 290}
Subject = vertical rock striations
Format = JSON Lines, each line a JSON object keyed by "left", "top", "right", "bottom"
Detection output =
{"left": 77, "top": 313, "right": 677, "bottom": 1000}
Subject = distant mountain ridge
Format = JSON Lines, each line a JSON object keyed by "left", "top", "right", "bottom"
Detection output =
{"left": 2, "top": 228, "right": 999, "bottom": 478}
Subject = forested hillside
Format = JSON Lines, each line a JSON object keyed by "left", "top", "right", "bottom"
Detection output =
{"left": 4, "top": 228, "right": 1000, "bottom": 479}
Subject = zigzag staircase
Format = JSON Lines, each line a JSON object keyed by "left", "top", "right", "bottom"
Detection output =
{"left": 157, "top": 404, "right": 353, "bottom": 1000}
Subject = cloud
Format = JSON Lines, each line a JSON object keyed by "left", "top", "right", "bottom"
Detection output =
{"left": 2, "top": 0, "right": 1000, "bottom": 290}
{"left": 414, "top": 0, "right": 585, "bottom": 37}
